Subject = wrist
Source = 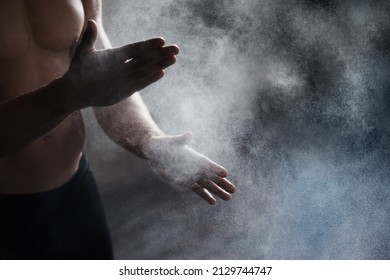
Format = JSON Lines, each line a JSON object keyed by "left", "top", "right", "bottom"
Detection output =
{"left": 53, "top": 74, "right": 88, "bottom": 112}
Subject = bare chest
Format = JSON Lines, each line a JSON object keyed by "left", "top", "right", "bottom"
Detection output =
{"left": 0, "top": 0, "right": 85, "bottom": 60}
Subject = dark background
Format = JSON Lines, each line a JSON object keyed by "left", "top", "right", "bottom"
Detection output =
{"left": 83, "top": 0, "right": 390, "bottom": 259}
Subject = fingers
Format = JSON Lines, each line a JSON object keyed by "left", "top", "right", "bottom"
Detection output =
{"left": 198, "top": 178, "right": 232, "bottom": 201}
{"left": 191, "top": 184, "right": 217, "bottom": 205}
{"left": 204, "top": 161, "right": 228, "bottom": 178}
{"left": 191, "top": 177, "right": 236, "bottom": 205}
{"left": 118, "top": 37, "right": 166, "bottom": 57}
{"left": 123, "top": 59, "right": 171, "bottom": 86}
{"left": 95, "top": 39, "right": 179, "bottom": 91}
{"left": 127, "top": 70, "right": 165, "bottom": 93}
{"left": 208, "top": 176, "right": 237, "bottom": 194}
{"left": 158, "top": 53, "right": 178, "bottom": 69}
{"left": 119, "top": 54, "right": 177, "bottom": 91}
{"left": 125, "top": 45, "right": 179, "bottom": 71}
{"left": 119, "top": 38, "right": 179, "bottom": 62}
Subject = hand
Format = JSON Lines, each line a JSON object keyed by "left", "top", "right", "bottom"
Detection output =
{"left": 145, "top": 132, "right": 237, "bottom": 205}
{"left": 64, "top": 20, "right": 179, "bottom": 108}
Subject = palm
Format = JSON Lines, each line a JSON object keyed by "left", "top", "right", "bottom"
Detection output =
{"left": 146, "top": 133, "right": 236, "bottom": 205}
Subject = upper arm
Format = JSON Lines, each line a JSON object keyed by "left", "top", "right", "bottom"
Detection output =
{"left": 82, "top": 0, "right": 111, "bottom": 49}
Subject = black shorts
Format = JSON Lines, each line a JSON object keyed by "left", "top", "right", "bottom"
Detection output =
{"left": 0, "top": 154, "right": 113, "bottom": 260}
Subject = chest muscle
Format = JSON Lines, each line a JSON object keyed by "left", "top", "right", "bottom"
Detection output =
{"left": 0, "top": 0, "right": 85, "bottom": 60}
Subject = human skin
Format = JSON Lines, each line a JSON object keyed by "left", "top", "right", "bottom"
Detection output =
{"left": 0, "top": 0, "right": 236, "bottom": 204}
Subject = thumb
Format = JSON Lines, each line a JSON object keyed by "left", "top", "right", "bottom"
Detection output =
{"left": 164, "top": 132, "right": 193, "bottom": 147}
{"left": 74, "top": 19, "right": 98, "bottom": 57}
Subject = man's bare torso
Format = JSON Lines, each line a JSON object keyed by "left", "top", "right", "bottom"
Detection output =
{"left": 0, "top": 0, "right": 90, "bottom": 193}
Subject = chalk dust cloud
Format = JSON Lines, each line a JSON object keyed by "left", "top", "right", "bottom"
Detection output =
{"left": 83, "top": 0, "right": 390, "bottom": 259}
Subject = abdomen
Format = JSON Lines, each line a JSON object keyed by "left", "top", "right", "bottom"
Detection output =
{"left": 0, "top": 111, "right": 86, "bottom": 194}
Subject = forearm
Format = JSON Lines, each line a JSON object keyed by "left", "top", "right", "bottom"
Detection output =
{"left": 0, "top": 78, "right": 79, "bottom": 157}
{"left": 93, "top": 93, "right": 164, "bottom": 159}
